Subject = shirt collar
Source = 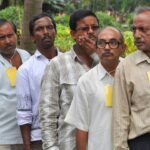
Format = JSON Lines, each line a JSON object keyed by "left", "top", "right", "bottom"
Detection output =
{"left": 97, "top": 63, "right": 108, "bottom": 80}
{"left": 135, "top": 50, "right": 150, "bottom": 64}
{"left": 34, "top": 48, "right": 61, "bottom": 59}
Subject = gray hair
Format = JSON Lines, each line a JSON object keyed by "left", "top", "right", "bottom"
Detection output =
{"left": 135, "top": 6, "right": 150, "bottom": 14}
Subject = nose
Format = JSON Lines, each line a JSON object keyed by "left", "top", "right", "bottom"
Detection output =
{"left": 105, "top": 43, "right": 110, "bottom": 49}
{"left": 134, "top": 29, "right": 142, "bottom": 39}
{"left": 88, "top": 26, "right": 94, "bottom": 34}
{"left": 5, "top": 37, "right": 11, "bottom": 43}
{"left": 43, "top": 27, "right": 49, "bottom": 34}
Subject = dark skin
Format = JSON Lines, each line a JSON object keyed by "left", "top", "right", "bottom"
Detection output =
{"left": 20, "top": 16, "right": 57, "bottom": 150}
{"left": 71, "top": 16, "right": 99, "bottom": 68}
{"left": 0, "top": 23, "right": 22, "bottom": 69}
{"left": 132, "top": 11, "right": 150, "bottom": 57}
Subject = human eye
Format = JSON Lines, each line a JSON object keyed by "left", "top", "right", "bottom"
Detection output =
{"left": 0, "top": 35, "right": 5, "bottom": 40}
{"left": 97, "top": 39, "right": 105, "bottom": 47}
{"left": 110, "top": 39, "right": 118, "bottom": 45}
{"left": 91, "top": 25, "right": 99, "bottom": 31}
{"left": 47, "top": 25, "right": 54, "bottom": 30}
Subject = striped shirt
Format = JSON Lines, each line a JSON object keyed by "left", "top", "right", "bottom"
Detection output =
{"left": 39, "top": 46, "right": 98, "bottom": 150}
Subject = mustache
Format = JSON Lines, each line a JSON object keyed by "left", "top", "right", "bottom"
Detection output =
{"left": 42, "top": 35, "right": 51, "bottom": 40}
{"left": 102, "top": 51, "right": 113, "bottom": 56}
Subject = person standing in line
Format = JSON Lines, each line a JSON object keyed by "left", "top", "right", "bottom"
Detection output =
{"left": 112, "top": 6, "right": 150, "bottom": 150}
{"left": 0, "top": 18, "right": 30, "bottom": 150}
{"left": 65, "top": 26, "right": 125, "bottom": 150}
{"left": 39, "top": 9, "right": 100, "bottom": 150}
{"left": 16, "top": 13, "right": 61, "bottom": 150}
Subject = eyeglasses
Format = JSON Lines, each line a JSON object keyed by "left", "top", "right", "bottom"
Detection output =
{"left": 96, "top": 39, "right": 121, "bottom": 49}
{"left": 76, "top": 25, "right": 99, "bottom": 32}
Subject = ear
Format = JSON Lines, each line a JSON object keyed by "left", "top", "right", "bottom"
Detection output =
{"left": 120, "top": 43, "right": 126, "bottom": 55}
{"left": 70, "top": 30, "right": 77, "bottom": 41}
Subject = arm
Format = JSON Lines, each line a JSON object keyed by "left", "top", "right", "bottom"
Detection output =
{"left": 112, "top": 64, "right": 131, "bottom": 150}
{"left": 76, "top": 129, "right": 88, "bottom": 150}
{"left": 20, "top": 124, "right": 31, "bottom": 150}
{"left": 39, "top": 61, "right": 60, "bottom": 150}
{"left": 16, "top": 67, "right": 32, "bottom": 150}
{"left": 65, "top": 77, "right": 89, "bottom": 150}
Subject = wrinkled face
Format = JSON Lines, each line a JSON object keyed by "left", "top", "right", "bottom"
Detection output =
{"left": 96, "top": 28, "right": 125, "bottom": 62}
{"left": 32, "top": 16, "right": 56, "bottom": 50}
{"left": 71, "top": 16, "right": 99, "bottom": 54}
{"left": 132, "top": 11, "right": 150, "bottom": 53}
{"left": 0, "top": 23, "right": 17, "bottom": 55}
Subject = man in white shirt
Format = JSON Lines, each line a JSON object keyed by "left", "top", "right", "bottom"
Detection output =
{"left": 0, "top": 19, "right": 30, "bottom": 150}
{"left": 65, "top": 26, "right": 126, "bottom": 150}
{"left": 16, "top": 13, "right": 61, "bottom": 150}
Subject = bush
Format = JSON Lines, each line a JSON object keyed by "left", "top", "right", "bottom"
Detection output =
{"left": 96, "top": 11, "right": 122, "bottom": 29}
{"left": 123, "top": 31, "right": 137, "bottom": 57}
{"left": 55, "top": 24, "right": 74, "bottom": 52}
{"left": 0, "top": 6, "right": 23, "bottom": 33}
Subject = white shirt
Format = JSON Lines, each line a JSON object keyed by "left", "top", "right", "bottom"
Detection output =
{"left": 16, "top": 50, "right": 61, "bottom": 141}
{"left": 65, "top": 63, "right": 113, "bottom": 150}
{"left": 0, "top": 48, "right": 30, "bottom": 144}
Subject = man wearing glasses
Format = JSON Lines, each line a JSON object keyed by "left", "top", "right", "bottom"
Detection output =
{"left": 113, "top": 6, "right": 150, "bottom": 150}
{"left": 39, "top": 10, "right": 99, "bottom": 150}
{"left": 65, "top": 26, "right": 126, "bottom": 150}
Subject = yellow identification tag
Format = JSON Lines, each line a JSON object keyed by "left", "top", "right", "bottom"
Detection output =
{"left": 104, "top": 84, "right": 112, "bottom": 107}
{"left": 147, "top": 71, "right": 150, "bottom": 81}
{"left": 5, "top": 67, "right": 17, "bottom": 87}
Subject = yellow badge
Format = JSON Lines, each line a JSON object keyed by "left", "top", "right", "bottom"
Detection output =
{"left": 104, "top": 84, "right": 112, "bottom": 107}
{"left": 147, "top": 71, "right": 150, "bottom": 81}
{"left": 5, "top": 67, "right": 17, "bottom": 87}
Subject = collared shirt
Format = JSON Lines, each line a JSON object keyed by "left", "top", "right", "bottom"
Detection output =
{"left": 113, "top": 50, "right": 150, "bottom": 150}
{"left": 65, "top": 63, "right": 113, "bottom": 150}
{"left": 16, "top": 50, "right": 61, "bottom": 142}
{"left": 39, "top": 46, "right": 98, "bottom": 150}
{"left": 0, "top": 48, "right": 30, "bottom": 144}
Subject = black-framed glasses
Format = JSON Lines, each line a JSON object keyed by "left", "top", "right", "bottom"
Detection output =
{"left": 96, "top": 39, "right": 121, "bottom": 49}
{"left": 76, "top": 25, "right": 100, "bottom": 32}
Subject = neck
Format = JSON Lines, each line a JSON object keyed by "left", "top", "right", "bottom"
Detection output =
{"left": 39, "top": 47, "right": 57, "bottom": 60}
{"left": 101, "top": 59, "right": 119, "bottom": 76}
{"left": 74, "top": 44, "right": 94, "bottom": 68}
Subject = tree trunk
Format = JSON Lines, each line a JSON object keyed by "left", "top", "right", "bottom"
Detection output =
{"left": 20, "top": 0, "right": 43, "bottom": 53}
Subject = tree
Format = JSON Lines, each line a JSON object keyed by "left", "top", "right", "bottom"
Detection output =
{"left": 20, "top": 0, "right": 44, "bottom": 53}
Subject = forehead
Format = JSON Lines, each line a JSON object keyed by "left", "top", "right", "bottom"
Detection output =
{"left": 133, "top": 11, "right": 150, "bottom": 27}
{"left": 34, "top": 16, "right": 53, "bottom": 28}
{"left": 0, "top": 23, "right": 14, "bottom": 34}
{"left": 76, "top": 16, "right": 98, "bottom": 26}
{"left": 98, "top": 28, "right": 120, "bottom": 40}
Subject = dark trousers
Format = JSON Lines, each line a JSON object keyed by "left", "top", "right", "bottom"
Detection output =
{"left": 31, "top": 140, "right": 43, "bottom": 150}
{"left": 128, "top": 133, "right": 150, "bottom": 150}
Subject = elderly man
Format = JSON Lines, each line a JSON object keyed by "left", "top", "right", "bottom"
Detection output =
{"left": 65, "top": 26, "right": 125, "bottom": 150}
{"left": 16, "top": 13, "right": 61, "bottom": 150}
{"left": 0, "top": 19, "right": 30, "bottom": 150}
{"left": 113, "top": 6, "right": 150, "bottom": 150}
{"left": 39, "top": 9, "right": 100, "bottom": 150}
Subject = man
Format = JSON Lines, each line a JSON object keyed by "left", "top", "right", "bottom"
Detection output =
{"left": 39, "top": 9, "right": 100, "bottom": 150}
{"left": 113, "top": 6, "right": 150, "bottom": 150}
{"left": 0, "top": 19, "right": 30, "bottom": 150}
{"left": 65, "top": 27, "right": 125, "bottom": 150}
{"left": 16, "top": 13, "right": 61, "bottom": 150}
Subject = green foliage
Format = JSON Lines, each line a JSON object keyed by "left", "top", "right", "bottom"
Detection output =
{"left": 55, "top": 24, "right": 74, "bottom": 52}
{"left": 54, "top": 15, "right": 69, "bottom": 26}
{"left": 0, "top": 6, "right": 23, "bottom": 33}
{"left": 96, "top": 11, "right": 121, "bottom": 29}
{"left": 123, "top": 31, "right": 137, "bottom": 57}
